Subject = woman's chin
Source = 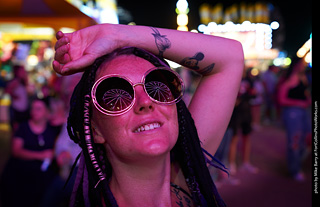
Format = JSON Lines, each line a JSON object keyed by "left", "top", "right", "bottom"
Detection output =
{"left": 139, "top": 139, "right": 172, "bottom": 157}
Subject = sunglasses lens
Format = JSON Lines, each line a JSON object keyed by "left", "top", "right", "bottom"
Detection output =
{"left": 95, "top": 77, "right": 134, "bottom": 112}
{"left": 145, "top": 69, "right": 183, "bottom": 103}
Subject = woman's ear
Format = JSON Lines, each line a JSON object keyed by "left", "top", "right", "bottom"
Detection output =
{"left": 91, "top": 122, "right": 105, "bottom": 144}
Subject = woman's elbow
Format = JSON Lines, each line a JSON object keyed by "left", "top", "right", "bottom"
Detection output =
{"left": 232, "top": 40, "right": 244, "bottom": 63}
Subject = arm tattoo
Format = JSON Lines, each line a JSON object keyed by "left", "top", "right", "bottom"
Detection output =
{"left": 151, "top": 27, "right": 171, "bottom": 57}
{"left": 180, "top": 52, "right": 204, "bottom": 70}
{"left": 180, "top": 52, "right": 215, "bottom": 75}
{"left": 199, "top": 63, "right": 215, "bottom": 75}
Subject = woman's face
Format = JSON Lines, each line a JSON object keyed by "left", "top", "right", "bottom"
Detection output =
{"left": 92, "top": 55, "right": 179, "bottom": 163}
{"left": 30, "top": 100, "right": 49, "bottom": 123}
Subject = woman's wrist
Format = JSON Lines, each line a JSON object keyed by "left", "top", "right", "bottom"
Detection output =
{"left": 106, "top": 24, "right": 139, "bottom": 50}
{"left": 110, "top": 24, "right": 159, "bottom": 55}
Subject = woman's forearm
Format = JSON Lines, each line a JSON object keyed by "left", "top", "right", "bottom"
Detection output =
{"left": 12, "top": 138, "right": 51, "bottom": 161}
{"left": 53, "top": 23, "right": 243, "bottom": 76}
{"left": 13, "top": 148, "right": 44, "bottom": 160}
{"left": 115, "top": 24, "right": 244, "bottom": 76}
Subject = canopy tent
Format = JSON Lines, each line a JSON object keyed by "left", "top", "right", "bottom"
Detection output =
{"left": 0, "top": 0, "right": 97, "bottom": 31}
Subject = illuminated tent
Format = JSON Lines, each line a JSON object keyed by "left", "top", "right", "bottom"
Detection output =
{"left": 0, "top": 0, "right": 97, "bottom": 32}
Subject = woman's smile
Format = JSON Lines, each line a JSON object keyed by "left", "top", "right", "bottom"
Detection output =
{"left": 134, "top": 122, "right": 161, "bottom": 133}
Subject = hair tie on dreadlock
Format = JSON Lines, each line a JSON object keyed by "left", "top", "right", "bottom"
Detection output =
{"left": 83, "top": 94, "right": 106, "bottom": 188}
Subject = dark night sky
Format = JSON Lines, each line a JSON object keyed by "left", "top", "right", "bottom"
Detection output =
{"left": 117, "top": 0, "right": 312, "bottom": 57}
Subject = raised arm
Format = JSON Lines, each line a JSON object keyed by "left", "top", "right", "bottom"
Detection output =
{"left": 53, "top": 24, "right": 244, "bottom": 154}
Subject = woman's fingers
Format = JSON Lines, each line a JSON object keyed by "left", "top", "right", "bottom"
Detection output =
{"left": 53, "top": 28, "right": 105, "bottom": 75}
{"left": 56, "top": 31, "right": 64, "bottom": 40}
{"left": 58, "top": 53, "right": 96, "bottom": 75}
{"left": 52, "top": 60, "right": 63, "bottom": 74}
{"left": 52, "top": 53, "right": 71, "bottom": 75}
{"left": 54, "top": 44, "right": 70, "bottom": 63}
{"left": 54, "top": 31, "right": 72, "bottom": 63}
{"left": 54, "top": 36, "right": 69, "bottom": 51}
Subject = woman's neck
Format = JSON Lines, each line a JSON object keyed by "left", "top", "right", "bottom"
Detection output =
{"left": 109, "top": 153, "right": 172, "bottom": 207}
{"left": 29, "top": 119, "right": 47, "bottom": 134}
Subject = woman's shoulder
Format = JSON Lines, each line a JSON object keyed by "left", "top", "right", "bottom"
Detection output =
{"left": 14, "top": 121, "right": 30, "bottom": 135}
{"left": 46, "top": 122, "right": 63, "bottom": 137}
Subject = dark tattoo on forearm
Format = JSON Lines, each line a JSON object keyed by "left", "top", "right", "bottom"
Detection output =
{"left": 151, "top": 27, "right": 171, "bottom": 57}
{"left": 180, "top": 52, "right": 204, "bottom": 70}
{"left": 180, "top": 52, "right": 215, "bottom": 75}
{"left": 199, "top": 63, "right": 215, "bottom": 75}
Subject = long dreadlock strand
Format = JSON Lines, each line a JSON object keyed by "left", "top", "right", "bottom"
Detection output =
{"left": 175, "top": 100, "right": 226, "bottom": 207}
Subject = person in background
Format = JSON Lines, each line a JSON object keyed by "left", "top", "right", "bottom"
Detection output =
{"left": 278, "top": 57, "right": 311, "bottom": 181}
{"left": 262, "top": 65, "right": 279, "bottom": 124}
{"left": 41, "top": 75, "right": 82, "bottom": 207}
{"left": 210, "top": 125, "right": 239, "bottom": 186}
{"left": 5, "top": 65, "right": 29, "bottom": 131}
{"left": 0, "top": 98, "right": 60, "bottom": 207}
{"left": 228, "top": 69, "right": 258, "bottom": 175}
{"left": 247, "top": 69, "right": 265, "bottom": 130}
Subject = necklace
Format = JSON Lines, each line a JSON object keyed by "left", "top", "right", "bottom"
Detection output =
{"left": 29, "top": 121, "right": 46, "bottom": 147}
{"left": 38, "top": 134, "right": 45, "bottom": 146}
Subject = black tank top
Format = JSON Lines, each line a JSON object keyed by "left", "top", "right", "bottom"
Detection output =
{"left": 287, "top": 81, "right": 307, "bottom": 100}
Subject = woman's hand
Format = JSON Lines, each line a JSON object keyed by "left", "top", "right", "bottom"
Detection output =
{"left": 38, "top": 149, "right": 54, "bottom": 161}
{"left": 53, "top": 24, "right": 122, "bottom": 75}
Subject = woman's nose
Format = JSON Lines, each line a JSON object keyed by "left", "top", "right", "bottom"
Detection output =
{"left": 133, "top": 85, "right": 155, "bottom": 114}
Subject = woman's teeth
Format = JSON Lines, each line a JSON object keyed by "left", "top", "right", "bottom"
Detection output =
{"left": 134, "top": 123, "right": 161, "bottom": 133}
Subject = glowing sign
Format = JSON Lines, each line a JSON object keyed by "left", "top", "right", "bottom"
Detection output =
{"left": 198, "top": 21, "right": 278, "bottom": 59}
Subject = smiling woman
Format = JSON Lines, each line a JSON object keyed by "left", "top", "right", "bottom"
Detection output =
{"left": 53, "top": 23, "right": 243, "bottom": 207}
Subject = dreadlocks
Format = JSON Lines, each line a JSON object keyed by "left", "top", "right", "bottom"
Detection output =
{"left": 67, "top": 47, "right": 226, "bottom": 207}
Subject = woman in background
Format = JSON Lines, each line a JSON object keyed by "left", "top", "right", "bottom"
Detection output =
{"left": 5, "top": 65, "right": 29, "bottom": 131}
{"left": 278, "top": 57, "right": 311, "bottom": 181}
{"left": 0, "top": 98, "right": 59, "bottom": 207}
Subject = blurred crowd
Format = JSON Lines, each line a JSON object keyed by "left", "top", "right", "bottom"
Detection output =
{"left": 0, "top": 45, "right": 312, "bottom": 206}
{"left": 208, "top": 57, "right": 312, "bottom": 185}
{"left": 0, "top": 50, "right": 82, "bottom": 206}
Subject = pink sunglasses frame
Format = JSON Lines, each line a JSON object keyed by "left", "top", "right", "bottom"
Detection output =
{"left": 91, "top": 67, "right": 184, "bottom": 116}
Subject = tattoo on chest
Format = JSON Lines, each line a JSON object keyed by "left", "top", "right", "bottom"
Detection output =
{"left": 170, "top": 184, "right": 192, "bottom": 207}
{"left": 151, "top": 27, "right": 171, "bottom": 57}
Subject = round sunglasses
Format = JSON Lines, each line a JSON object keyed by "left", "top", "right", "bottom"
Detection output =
{"left": 91, "top": 67, "right": 184, "bottom": 116}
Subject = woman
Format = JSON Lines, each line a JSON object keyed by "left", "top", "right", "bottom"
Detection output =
{"left": 5, "top": 65, "right": 29, "bottom": 131}
{"left": 228, "top": 71, "right": 258, "bottom": 176}
{"left": 0, "top": 98, "right": 60, "bottom": 207}
{"left": 278, "top": 58, "right": 311, "bottom": 181}
{"left": 53, "top": 24, "right": 244, "bottom": 206}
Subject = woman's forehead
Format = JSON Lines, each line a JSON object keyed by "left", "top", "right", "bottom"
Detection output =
{"left": 96, "top": 55, "right": 155, "bottom": 81}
